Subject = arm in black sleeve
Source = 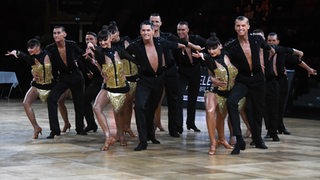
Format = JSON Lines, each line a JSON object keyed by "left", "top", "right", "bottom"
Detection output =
{"left": 14, "top": 50, "right": 35, "bottom": 66}
{"left": 158, "top": 38, "right": 179, "bottom": 49}
{"left": 203, "top": 53, "right": 217, "bottom": 75}
{"left": 124, "top": 42, "right": 140, "bottom": 65}
{"left": 256, "top": 35, "right": 271, "bottom": 51}
{"left": 73, "top": 43, "right": 92, "bottom": 76}
{"left": 118, "top": 49, "right": 135, "bottom": 63}
{"left": 166, "top": 32, "right": 189, "bottom": 46}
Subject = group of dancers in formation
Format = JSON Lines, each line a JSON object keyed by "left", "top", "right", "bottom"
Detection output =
{"left": 5, "top": 14, "right": 316, "bottom": 155}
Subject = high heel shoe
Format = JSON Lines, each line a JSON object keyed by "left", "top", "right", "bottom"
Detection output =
{"left": 217, "top": 139, "right": 233, "bottom": 149}
{"left": 187, "top": 125, "right": 201, "bottom": 132}
{"left": 119, "top": 136, "right": 127, "bottom": 146}
{"left": 229, "top": 136, "right": 236, "bottom": 145}
{"left": 101, "top": 137, "right": 116, "bottom": 151}
{"left": 62, "top": 123, "right": 71, "bottom": 133}
{"left": 155, "top": 125, "right": 165, "bottom": 131}
{"left": 208, "top": 143, "right": 216, "bottom": 155}
{"left": 244, "top": 129, "right": 252, "bottom": 138}
{"left": 124, "top": 128, "right": 137, "bottom": 137}
{"left": 33, "top": 127, "right": 42, "bottom": 139}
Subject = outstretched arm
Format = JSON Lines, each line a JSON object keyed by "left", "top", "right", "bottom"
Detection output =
{"left": 5, "top": 50, "right": 20, "bottom": 58}
{"left": 298, "top": 61, "right": 317, "bottom": 77}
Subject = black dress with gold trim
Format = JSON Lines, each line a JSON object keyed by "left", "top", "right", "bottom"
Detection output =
{"left": 18, "top": 50, "right": 55, "bottom": 102}
{"left": 112, "top": 37, "right": 138, "bottom": 96}
{"left": 100, "top": 47, "right": 130, "bottom": 112}
{"left": 203, "top": 51, "right": 245, "bottom": 114}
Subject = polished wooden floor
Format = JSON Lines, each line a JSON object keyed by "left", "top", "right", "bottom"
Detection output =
{"left": 1, "top": 99, "right": 320, "bottom": 179}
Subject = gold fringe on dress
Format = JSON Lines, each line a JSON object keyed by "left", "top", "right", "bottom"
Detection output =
{"left": 37, "top": 89, "right": 51, "bottom": 102}
{"left": 107, "top": 92, "right": 126, "bottom": 112}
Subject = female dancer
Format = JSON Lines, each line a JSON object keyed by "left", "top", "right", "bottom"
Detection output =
{"left": 108, "top": 21, "right": 138, "bottom": 137}
{"left": 5, "top": 38, "right": 71, "bottom": 138}
{"left": 88, "top": 28, "right": 130, "bottom": 150}
{"left": 193, "top": 33, "right": 244, "bottom": 155}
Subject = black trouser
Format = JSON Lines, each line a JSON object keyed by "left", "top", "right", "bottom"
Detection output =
{"left": 47, "top": 70, "right": 85, "bottom": 134}
{"left": 83, "top": 77, "right": 102, "bottom": 128}
{"left": 227, "top": 73, "right": 265, "bottom": 144}
{"left": 264, "top": 79, "right": 280, "bottom": 136}
{"left": 134, "top": 75, "right": 164, "bottom": 143}
{"left": 178, "top": 64, "right": 201, "bottom": 128}
{"left": 164, "top": 65, "right": 181, "bottom": 134}
{"left": 277, "top": 76, "right": 289, "bottom": 131}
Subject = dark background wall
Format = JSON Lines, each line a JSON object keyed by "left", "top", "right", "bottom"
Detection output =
{"left": 1, "top": 0, "right": 319, "bottom": 118}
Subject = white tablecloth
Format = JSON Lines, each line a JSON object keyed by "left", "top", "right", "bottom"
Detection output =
{"left": 0, "top": 71, "right": 19, "bottom": 87}
{"left": 0, "top": 71, "right": 20, "bottom": 98}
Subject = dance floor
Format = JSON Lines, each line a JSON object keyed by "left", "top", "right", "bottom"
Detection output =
{"left": 1, "top": 99, "right": 320, "bottom": 179}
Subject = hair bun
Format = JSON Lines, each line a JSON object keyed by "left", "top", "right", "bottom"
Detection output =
{"left": 209, "top": 32, "right": 217, "bottom": 38}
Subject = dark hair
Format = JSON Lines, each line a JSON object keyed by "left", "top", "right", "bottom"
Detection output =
{"left": 267, "top": 32, "right": 279, "bottom": 41}
{"left": 150, "top": 12, "right": 160, "bottom": 17}
{"left": 107, "top": 21, "right": 119, "bottom": 34}
{"left": 140, "top": 20, "right": 153, "bottom": 29}
{"left": 27, "top": 38, "right": 41, "bottom": 49}
{"left": 268, "top": 32, "right": 278, "bottom": 37}
{"left": 97, "top": 29, "right": 110, "bottom": 41}
{"left": 53, "top": 25, "right": 66, "bottom": 32}
{"left": 206, "top": 32, "right": 220, "bottom": 49}
{"left": 235, "top": 16, "right": 249, "bottom": 24}
{"left": 253, "top": 28, "right": 264, "bottom": 34}
{"left": 101, "top": 25, "right": 108, "bottom": 30}
{"left": 177, "top": 20, "right": 189, "bottom": 27}
{"left": 86, "top": 31, "right": 97, "bottom": 38}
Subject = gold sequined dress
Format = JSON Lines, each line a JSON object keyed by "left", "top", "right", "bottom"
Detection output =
{"left": 204, "top": 52, "right": 245, "bottom": 114}
{"left": 19, "top": 51, "right": 55, "bottom": 102}
{"left": 101, "top": 49, "right": 130, "bottom": 112}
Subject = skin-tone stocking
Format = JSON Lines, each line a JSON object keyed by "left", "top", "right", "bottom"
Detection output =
{"left": 23, "top": 87, "right": 42, "bottom": 139}
{"left": 154, "top": 90, "right": 165, "bottom": 131}
{"left": 93, "top": 90, "right": 114, "bottom": 151}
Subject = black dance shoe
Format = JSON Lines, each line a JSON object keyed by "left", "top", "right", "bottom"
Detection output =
{"left": 46, "top": 131, "right": 61, "bottom": 139}
{"left": 169, "top": 132, "right": 180, "bottom": 138}
{"left": 278, "top": 128, "right": 291, "bottom": 135}
{"left": 134, "top": 142, "right": 148, "bottom": 151}
{"left": 84, "top": 126, "right": 98, "bottom": 133}
{"left": 271, "top": 134, "right": 280, "bottom": 142}
{"left": 149, "top": 138, "right": 160, "bottom": 144}
{"left": 76, "top": 130, "right": 88, "bottom": 135}
{"left": 231, "top": 139, "right": 246, "bottom": 155}
{"left": 177, "top": 127, "right": 183, "bottom": 134}
{"left": 187, "top": 125, "right": 201, "bottom": 132}
{"left": 255, "top": 142, "right": 268, "bottom": 149}
{"left": 264, "top": 131, "right": 271, "bottom": 139}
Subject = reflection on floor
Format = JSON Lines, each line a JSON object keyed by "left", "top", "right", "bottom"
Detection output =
{"left": 1, "top": 99, "right": 320, "bottom": 179}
